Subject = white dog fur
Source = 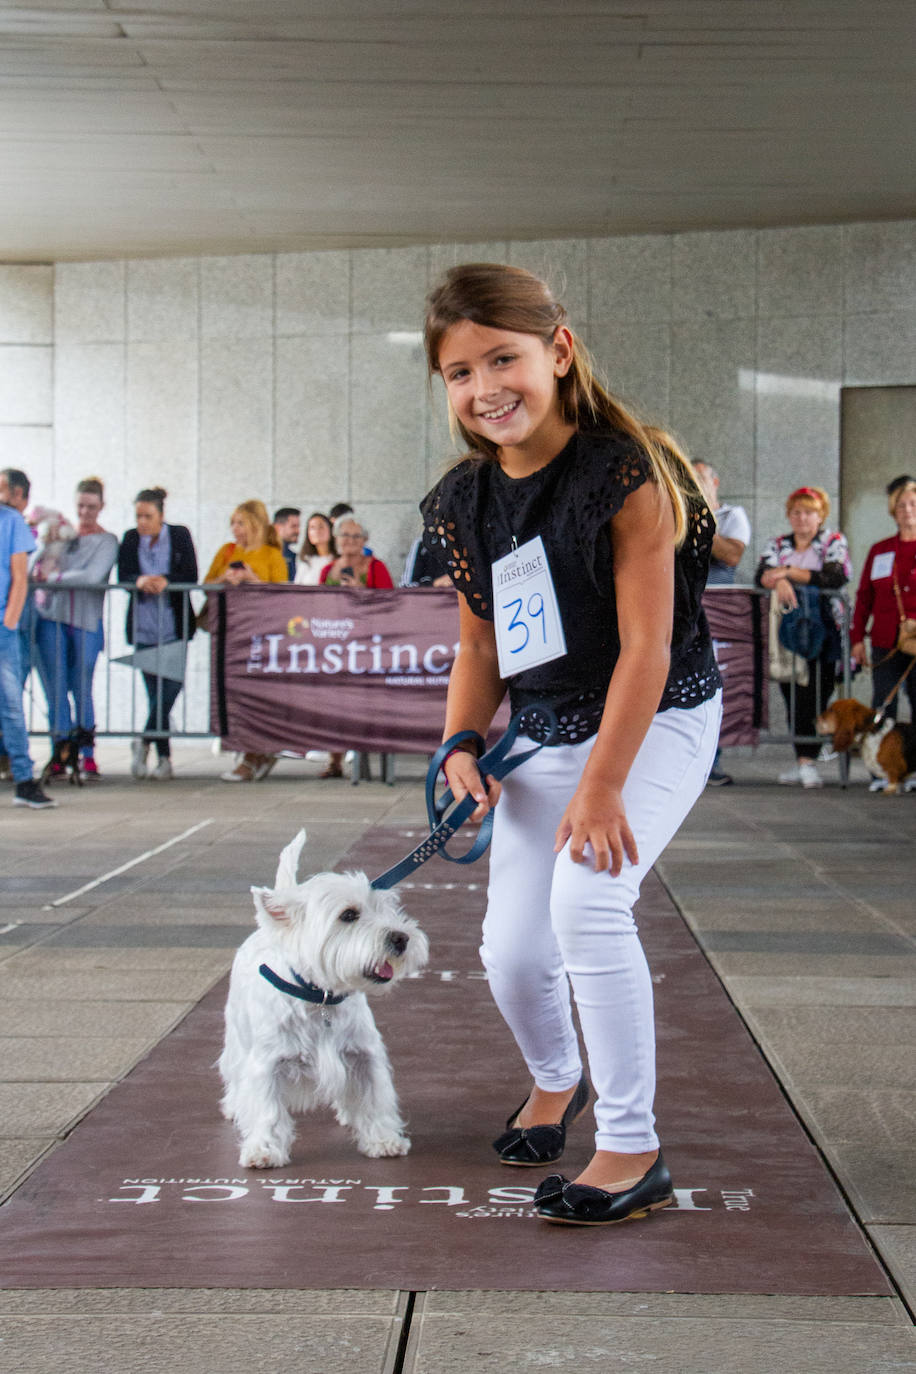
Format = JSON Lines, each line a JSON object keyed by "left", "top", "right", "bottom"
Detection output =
{"left": 219, "top": 829, "right": 429, "bottom": 1169}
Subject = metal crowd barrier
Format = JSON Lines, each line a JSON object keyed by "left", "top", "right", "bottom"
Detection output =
{"left": 15, "top": 579, "right": 864, "bottom": 768}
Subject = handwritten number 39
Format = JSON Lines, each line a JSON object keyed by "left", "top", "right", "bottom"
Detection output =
{"left": 504, "top": 592, "right": 546, "bottom": 654}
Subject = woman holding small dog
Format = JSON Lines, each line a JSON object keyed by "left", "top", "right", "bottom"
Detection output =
{"left": 755, "top": 486, "right": 852, "bottom": 789}
{"left": 420, "top": 263, "right": 722, "bottom": 1227}
{"left": 850, "top": 475, "right": 916, "bottom": 724}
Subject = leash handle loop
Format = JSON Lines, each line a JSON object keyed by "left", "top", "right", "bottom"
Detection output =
{"left": 370, "top": 704, "right": 558, "bottom": 890}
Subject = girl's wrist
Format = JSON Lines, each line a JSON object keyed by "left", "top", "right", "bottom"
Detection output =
{"left": 442, "top": 743, "right": 478, "bottom": 766}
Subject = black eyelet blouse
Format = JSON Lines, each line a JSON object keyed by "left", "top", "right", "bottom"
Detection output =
{"left": 420, "top": 429, "right": 721, "bottom": 744}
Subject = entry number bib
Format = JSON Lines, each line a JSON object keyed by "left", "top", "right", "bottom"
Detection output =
{"left": 492, "top": 536, "right": 567, "bottom": 679}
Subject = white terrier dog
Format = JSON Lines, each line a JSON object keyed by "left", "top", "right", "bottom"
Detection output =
{"left": 219, "top": 829, "right": 429, "bottom": 1169}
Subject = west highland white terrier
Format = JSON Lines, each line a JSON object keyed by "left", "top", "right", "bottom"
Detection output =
{"left": 219, "top": 829, "right": 429, "bottom": 1168}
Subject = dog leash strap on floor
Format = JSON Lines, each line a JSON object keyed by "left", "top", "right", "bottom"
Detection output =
{"left": 370, "top": 705, "right": 556, "bottom": 891}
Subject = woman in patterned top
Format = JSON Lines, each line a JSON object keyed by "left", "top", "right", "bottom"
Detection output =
{"left": 755, "top": 486, "right": 852, "bottom": 789}
{"left": 420, "top": 263, "right": 721, "bottom": 1227}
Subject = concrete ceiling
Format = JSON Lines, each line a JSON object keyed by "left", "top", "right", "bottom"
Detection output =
{"left": 2, "top": 0, "right": 915, "bottom": 262}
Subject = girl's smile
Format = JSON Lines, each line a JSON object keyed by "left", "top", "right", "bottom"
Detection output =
{"left": 437, "top": 320, "right": 575, "bottom": 472}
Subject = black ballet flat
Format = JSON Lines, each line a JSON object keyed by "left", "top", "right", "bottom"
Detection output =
{"left": 492, "top": 1074, "right": 590, "bottom": 1167}
{"left": 533, "top": 1151, "right": 673, "bottom": 1226}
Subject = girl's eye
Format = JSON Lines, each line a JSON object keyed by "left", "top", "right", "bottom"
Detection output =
{"left": 339, "top": 907, "right": 360, "bottom": 923}
{"left": 446, "top": 368, "right": 468, "bottom": 382}
{"left": 495, "top": 354, "right": 516, "bottom": 366}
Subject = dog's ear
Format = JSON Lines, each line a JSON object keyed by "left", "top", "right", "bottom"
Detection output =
{"left": 251, "top": 885, "right": 293, "bottom": 929}
{"left": 274, "top": 830, "right": 307, "bottom": 890}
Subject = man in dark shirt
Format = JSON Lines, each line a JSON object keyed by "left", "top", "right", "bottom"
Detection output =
{"left": 272, "top": 507, "right": 301, "bottom": 581}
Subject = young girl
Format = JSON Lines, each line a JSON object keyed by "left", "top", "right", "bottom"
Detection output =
{"left": 420, "top": 263, "right": 722, "bottom": 1227}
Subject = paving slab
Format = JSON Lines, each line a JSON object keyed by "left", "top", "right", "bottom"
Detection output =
{"left": 403, "top": 1309, "right": 916, "bottom": 1373}
{"left": 0, "top": 1082, "right": 108, "bottom": 1137}
{"left": 0, "top": 1289, "right": 400, "bottom": 1314}
{"left": 771, "top": 1086, "right": 916, "bottom": 1147}
{"left": 0, "top": 1141, "right": 53, "bottom": 1196}
{"left": 0, "top": 1313, "right": 401, "bottom": 1374}
{"left": 0, "top": 1037, "right": 155, "bottom": 1082}
{"left": 869, "top": 1227, "right": 916, "bottom": 1313}
{"left": 0, "top": 967, "right": 224, "bottom": 1002}
{"left": 0, "top": 1000, "right": 188, "bottom": 1039}
{"left": 421, "top": 1291, "right": 909, "bottom": 1321}
{"left": 827, "top": 1147, "right": 916, "bottom": 1225}
{"left": 724, "top": 976, "right": 916, "bottom": 1008}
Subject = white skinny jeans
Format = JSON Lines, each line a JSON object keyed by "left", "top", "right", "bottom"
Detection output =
{"left": 481, "top": 691, "right": 722, "bottom": 1154}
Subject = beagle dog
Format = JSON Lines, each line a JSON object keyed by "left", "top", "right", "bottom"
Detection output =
{"left": 816, "top": 698, "right": 916, "bottom": 795}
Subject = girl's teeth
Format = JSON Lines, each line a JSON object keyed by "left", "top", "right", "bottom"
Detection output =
{"left": 483, "top": 402, "right": 517, "bottom": 419}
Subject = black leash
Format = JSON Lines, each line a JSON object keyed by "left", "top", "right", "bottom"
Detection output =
{"left": 260, "top": 705, "right": 557, "bottom": 1004}
{"left": 369, "top": 705, "right": 557, "bottom": 891}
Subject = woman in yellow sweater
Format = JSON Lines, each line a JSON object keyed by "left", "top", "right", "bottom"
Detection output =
{"left": 205, "top": 500, "right": 288, "bottom": 782}
{"left": 204, "top": 500, "right": 289, "bottom": 587}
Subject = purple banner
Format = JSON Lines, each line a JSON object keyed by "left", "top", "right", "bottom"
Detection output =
{"left": 210, "top": 586, "right": 765, "bottom": 754}
{"left": 210, "top": 586, "right": 465, "bottom": 754}
{"left": 702, "top": 588, "right": 767, "bottom": 747}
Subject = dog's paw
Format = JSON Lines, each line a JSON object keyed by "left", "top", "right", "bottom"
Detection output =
{"left": 239, "top": 1142, "right": 290, "bottom": 1170}
{"left": 359, "top": 1134, "right": 411, "bottom": 1158}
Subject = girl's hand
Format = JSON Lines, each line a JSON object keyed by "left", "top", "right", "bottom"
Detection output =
{"left": 851, "top": 640, "right": 868, "bottom": 667}
{"left": 554, "top": 781, "right": 639, "bottom": 876}
{"left": 443, "top": 750, "right": 501, "bottom": 824}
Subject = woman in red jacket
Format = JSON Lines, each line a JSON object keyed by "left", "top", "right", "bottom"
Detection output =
{"left": 318, "top": 515, "right": 393, "bottom": 588}
{"left": 851, "top": 475, "right": 916, "bottom": 720}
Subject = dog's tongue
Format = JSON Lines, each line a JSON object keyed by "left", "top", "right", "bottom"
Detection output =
{"left": 376, "top": 960, "right": 394, "bottom": 981}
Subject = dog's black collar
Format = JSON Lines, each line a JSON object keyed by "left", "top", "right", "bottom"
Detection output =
{"left": 259, "top": 963, "right": 349, "bottom": 1006}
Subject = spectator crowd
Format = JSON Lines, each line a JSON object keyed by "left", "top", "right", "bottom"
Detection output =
{"left": 1, "top": 462, "right": 914, "bottom": 806}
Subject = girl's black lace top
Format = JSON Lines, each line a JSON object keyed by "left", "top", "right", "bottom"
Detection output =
{"left": 419, "top": 429, "right": 721, "bottom": 744}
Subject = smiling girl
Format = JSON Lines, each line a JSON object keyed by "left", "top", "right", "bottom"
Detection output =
{"left": 419, "top": 263, "right": 722, "bottom": 1227}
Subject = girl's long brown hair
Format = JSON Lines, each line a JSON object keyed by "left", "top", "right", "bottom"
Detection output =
{"left": 424, "top": 262, "right": 702, "bottom": 545}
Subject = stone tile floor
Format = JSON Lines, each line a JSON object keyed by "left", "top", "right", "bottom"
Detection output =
{"left": 0, "top": 738, "right": 913, "bottom": 1372}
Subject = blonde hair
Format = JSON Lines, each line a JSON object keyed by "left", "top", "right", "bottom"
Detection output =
{"left": 889, "top": 479, "right": 916, "bottom": 517}
{"left": 424, "top": 262, "right": 702, "bottom": 546}
{"left": 785, "top": 485, "right": 830, "bottom": 524}
{"left": 232, "top": 499, "right": 280, "bottom": 549}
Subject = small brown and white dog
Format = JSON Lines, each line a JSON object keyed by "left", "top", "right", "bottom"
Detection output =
{"left": 816, "top": 698, "right": 916, "bottom": 795}
{"left": 219, "top": 829, "right": 428, "bottom": 1168}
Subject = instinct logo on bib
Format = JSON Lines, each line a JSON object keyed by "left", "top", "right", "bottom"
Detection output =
{"left": 492, "top": 535, "right": 567, "bottom": 679}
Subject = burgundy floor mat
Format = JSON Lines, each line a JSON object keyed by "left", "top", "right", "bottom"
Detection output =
{"left": 0, "top": 826, "right": 890, "bottom": 1294}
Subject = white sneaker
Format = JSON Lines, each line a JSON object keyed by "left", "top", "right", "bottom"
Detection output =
{"left": 799, "top": 761, "right": 823, "bottom": 788}
{"left": 149, "top": 756, "right": 173, "bottom": 780}
{"left": 868, "top": 776, "right": 886, "bottom": 792}
{"left": 777, "top": 765, "right": 801, "bottom": 785}
{"left": 904, "top": 775, "right": 916, "bottom": 793}
{"left": 220, "top": 752, "right": 258, "bottom": 782}
{"left": 817, "top": 744, "right": 837, "bottom": 762}
{"left": 130, "top": 739, "right": 148, "bottom": 779}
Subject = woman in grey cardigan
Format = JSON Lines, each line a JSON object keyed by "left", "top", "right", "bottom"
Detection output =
{"left": 33, "top": 477, "right": 118, "bottom": 777}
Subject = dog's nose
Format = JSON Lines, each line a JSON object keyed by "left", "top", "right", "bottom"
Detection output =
{"left": 387, "top": 931, "right": 408, "bottom": 956}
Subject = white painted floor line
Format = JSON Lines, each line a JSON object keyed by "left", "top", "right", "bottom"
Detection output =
{"left": 43, "top": 818, "right": 215, "bottom": 910}
{"left": 0, "top": 922, "right": 22, "bottom": 936}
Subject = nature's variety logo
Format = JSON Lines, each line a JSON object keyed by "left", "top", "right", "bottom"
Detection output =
{"left": 286, "top": 616, "right": 307, "bottom": 638}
